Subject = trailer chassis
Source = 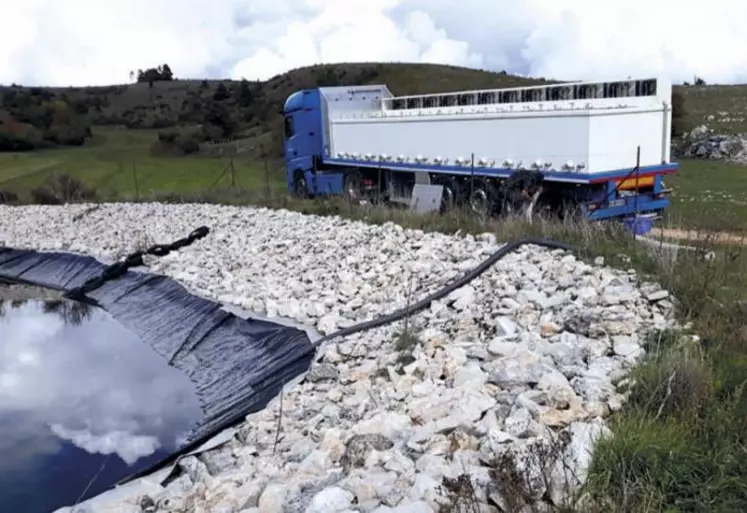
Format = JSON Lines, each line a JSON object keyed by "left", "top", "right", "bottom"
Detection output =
{"left": 288, "top": 157, "right": 677, "bottom": 234}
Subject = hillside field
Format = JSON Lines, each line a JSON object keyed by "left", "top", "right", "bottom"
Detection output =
{"left": 1, "top": 62, "right": 745, "bottom": 229}
{"left": 0, "top": 125, "right": 744, "bottom": 232}
{"left": 0, "top": 127, "right": 286, "bottom": 201}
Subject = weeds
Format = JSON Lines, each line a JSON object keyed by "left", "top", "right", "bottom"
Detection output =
{"left": 392, "top": 273, "right": 422, "bottom": 367}
{"left": 439, "top": 474, "right": 481, "bottom": 513}
{"left": 0, "top": 189, "right": 18, "bottom": 204}
{"left": 392, "top": 329, "right": 420, "bottom": 368}
{"left": 585, "top": 325, "right": 747, "bottom": 511}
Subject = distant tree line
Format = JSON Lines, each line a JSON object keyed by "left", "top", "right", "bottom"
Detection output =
{"left": 0, "top": 63, "right": 391, "bottom": 154}
{"left": 683, "top": 75, "right": 707, "bottom": 86}
{"left": 0, "top": 87, "right": 92, "bottom": 151}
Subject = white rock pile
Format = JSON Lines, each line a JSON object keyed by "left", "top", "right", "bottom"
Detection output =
{"left": 0, "top": 203, "right": 675, "bottom": 513}
{"left": 677, "top": 124, "right": 747, "bottom": 164}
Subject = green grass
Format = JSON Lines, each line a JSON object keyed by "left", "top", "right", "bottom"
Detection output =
{"left": 666, "top": 158, "right": 747, "bottom": 232}
{"left": 586, "top": 325, "right": 747, "bottom": 512}
{"left": 0, "top": 127, "right": 286, "bottom": 200}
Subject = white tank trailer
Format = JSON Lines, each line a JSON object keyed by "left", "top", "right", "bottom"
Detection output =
{"left": 282, "top": 76, "right": 678, "bottom": 234}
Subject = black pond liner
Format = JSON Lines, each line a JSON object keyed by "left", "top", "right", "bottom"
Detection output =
{"left": 0, "top": 247, "right": 316, "bottom": 487}
{"left": 0, "top": 235, "right": 576, "bottom": 507}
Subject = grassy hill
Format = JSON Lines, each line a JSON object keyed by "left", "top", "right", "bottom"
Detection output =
{"left": 42, "top": 63, "right": 549, "bottom": 121}
{"left": 2, "top": 62, "right": 744, "bottom": 154}
{"left": 678, "top": 83, "right": 747, "bottom": 134}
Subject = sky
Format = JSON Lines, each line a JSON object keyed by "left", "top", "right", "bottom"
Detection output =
{"left": 0, "top": 0, "right": 745, "bottom": 87}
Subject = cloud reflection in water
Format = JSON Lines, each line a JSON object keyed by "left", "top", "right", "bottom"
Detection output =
{"left": 0, "top": 297, "right": 203, "bottom": 509}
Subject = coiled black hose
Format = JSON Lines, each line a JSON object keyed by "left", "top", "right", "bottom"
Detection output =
{"left": 313, "top": 237, "right": 573, "bottom": 348}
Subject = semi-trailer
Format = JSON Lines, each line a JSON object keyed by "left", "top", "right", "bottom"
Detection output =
{"left": 282, "top": 76, "right": 677, "bottom": 234}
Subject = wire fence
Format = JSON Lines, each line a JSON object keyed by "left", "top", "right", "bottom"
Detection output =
{"left": 102, "top": 145, "right": 285, "bottom": 203}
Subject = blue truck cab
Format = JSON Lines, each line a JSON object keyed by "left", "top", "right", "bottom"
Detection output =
{"left": 283, "top": 89, "right": 325, "bottom": 197}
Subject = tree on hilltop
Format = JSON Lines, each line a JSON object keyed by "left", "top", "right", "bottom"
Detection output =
{"left": 137, "top": 64, "right": 175, "bottom": 87}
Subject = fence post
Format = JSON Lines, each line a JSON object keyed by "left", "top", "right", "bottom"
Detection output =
{"left": 132, "top": 163, "right": 140, "bottom": 199}
{"left": 230, "top": 155, "right": 236, "bottom": 189}
{"left": 378, "top": 156, "right": 383, "bottom": 204}
{"left": 470, "top": 153, "right": 475, "bottom": 201}
{"left": 634, "top": 145, "right": 641, "bottom": 221}
{"left": 262, "top": 144, "right": 271, "bottom": 200}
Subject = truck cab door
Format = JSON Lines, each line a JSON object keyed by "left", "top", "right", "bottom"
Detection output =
{"left": 284, "top": 115, "right": 298, "bottom": 160}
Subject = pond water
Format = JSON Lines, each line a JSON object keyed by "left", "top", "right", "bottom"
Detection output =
{"left": 0, "top": 296, "right": 203, "bottom": 513}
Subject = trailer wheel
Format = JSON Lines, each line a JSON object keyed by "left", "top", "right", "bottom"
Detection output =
{"left": 468, "top": 180, "right": 495, "bottom": 216}
{"left": 433, "top": 176, "right": 461, "bottom": 212}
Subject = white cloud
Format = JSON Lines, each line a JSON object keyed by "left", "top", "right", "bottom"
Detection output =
{"left": 49, "top": 425, "right": 160, "bottom": 466}
{"left": 0, "top": 1, "right": 744, "bottom": 86}
{"left": 0, "top": 300, "right": 202, "bottom": 468}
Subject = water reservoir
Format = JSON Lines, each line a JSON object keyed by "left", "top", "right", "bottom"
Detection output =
{"left": 0, "top": 295, "right": 203, "bottom": 513}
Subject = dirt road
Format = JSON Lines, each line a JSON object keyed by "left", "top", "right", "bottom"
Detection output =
{"left": 651, "top": 227, "right": 747, "bottom": 246}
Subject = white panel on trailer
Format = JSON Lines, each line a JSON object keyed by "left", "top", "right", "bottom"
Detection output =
{"left": 588, "top": 110, "right": 666, "bottom": 171}
{"left": 331, "top": 113, "right": 590, "bottom": 170}
{"left": 325, "top": 77, "right": 674, "bottom": 174}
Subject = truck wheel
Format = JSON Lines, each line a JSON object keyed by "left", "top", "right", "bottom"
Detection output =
{"left": 293, "top": 171, "right": 311, "bottom": 198}
{"left": 344, "top": 171, "right": 364, "bottom": 201}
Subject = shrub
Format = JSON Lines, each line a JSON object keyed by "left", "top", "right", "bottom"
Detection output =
{"left": 151, "top": 130, "right": 200, "bottom": 156}
{"left": 30, "top": 173, "right": 97, "bottom": 204}
{"left": 157, "top": 130, "right": 177, "bottom": 144}
{"left": 176, "top": 133, "right": 200, "bottom": 154}
{"left": 671, "top": 89, "right": 688, "bottom": 137}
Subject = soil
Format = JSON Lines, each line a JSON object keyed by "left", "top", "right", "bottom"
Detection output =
{"left": 652, "top": 227, "right": 747, "bottom": 246}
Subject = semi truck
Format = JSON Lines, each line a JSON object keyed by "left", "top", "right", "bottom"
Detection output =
{"left": 282, "top": 76, "right": 678, "bottom": 234}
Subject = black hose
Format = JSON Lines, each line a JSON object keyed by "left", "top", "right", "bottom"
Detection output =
{"left": 313, "top": 237, "right": 573, "bottom": 348}
{"left": 119, "top": 237, "right": 574, "bottom": 486}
